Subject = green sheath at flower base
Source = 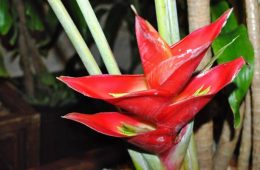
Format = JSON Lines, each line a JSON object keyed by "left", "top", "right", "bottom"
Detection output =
{"left": 76, "top": 0, "right": 121, "bottom": 75}
{"left": 47, "top": 0, "right": 101, "bottom": 75}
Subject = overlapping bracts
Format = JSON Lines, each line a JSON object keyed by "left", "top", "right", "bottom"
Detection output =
{"left": 58, "top": 9, "right": 244, "bottom": 170}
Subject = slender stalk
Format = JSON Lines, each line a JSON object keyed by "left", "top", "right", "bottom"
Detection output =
{"left": 154, "top": 0, "right": 180, "bottom": 44}
{"left": 47, "top": 0, "right": 101, "bottom": 75}
{"left": 244, "top": 1, "right": 260, "bottom": 169}
{"left": 180, "top": 134, "right": 199, "bottom": 170}
{"left": 76, "top": 0, "right": 121, "bottom": 74}
{"left": 155, "top": 1, "right": 199, "bottom": 169}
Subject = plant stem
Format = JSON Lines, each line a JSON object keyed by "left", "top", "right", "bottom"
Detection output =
{"left": 76, "top": 0, "right": 121, "bottom": 74}
{"left": 164, "top": 123, "right": 198, "bottom": 170}
{"left": 155, "top": 0, "right": 198, "bottom": 169}
{"left": 154, "top": 0, "right": 180, "bottom": 44}
{"left": 183, "top": 134, "right": 199, "bottom": 170}
{"left": 47, "top": 0, "right": 101, "bottom": 75}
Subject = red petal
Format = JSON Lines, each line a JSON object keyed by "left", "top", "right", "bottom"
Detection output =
{"left": 115, "top": 95, "right": 169, "bottom": 121}
{"left": 146, "top": 43, "right": 209, "bottom": 95}
{"left": 58, "top": 75, "right": 169, "bottom": 119}
{"left": 156, "top": 96, "right": 212, "bottom": 132}
{"left": 128, "top": 128, "right": 176, "bottom": 154}
{"left": 63, "top": 112, "right": 154, "bottom": 137}
{"left": 135, "top": 16, "right": 172, "bottom": 76}
{"left": 170, "top": 9, "right": 232, "bottom": 56}
{"left": 175, "top": 57, "right": 245, "bottom": 101}
{"left": 156, "top": 57, "right": 245, "bottom": 129}
{"left": 58, "top": 75, "right": 148, "bottom": 99}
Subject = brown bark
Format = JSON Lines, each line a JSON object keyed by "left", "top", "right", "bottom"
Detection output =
{"left": 13, "top": 0, "right": 48, "bottom": 98}
{"left": 238, "top": 93, "right": 252, "bottom": 170}
{"left": 244, "top": 1, "right": 260, "bottom": 170}
{"left": 13, "top": 0, "right": 34, "bottom": 97}
{"left": 187, "top": 1, "right": 213, "bottom": 170}
{"left": 213, "top": 102, "right": 245, "bottom": 170}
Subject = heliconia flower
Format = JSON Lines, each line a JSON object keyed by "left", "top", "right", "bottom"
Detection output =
{"left": 58, "top": 9, "right": 245, "bottom": 170}
{"left": 59, "top": 9, "right": 232, "bottom": 119}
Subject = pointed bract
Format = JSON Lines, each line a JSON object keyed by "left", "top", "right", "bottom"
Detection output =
{"left": 63, "top": 112, "right": 155, "bottom": 137}
{"left": 170, "top": 9, "right": 232, "bottom": 56}
{"left": 58, "top": 9, "right": 243, "bottom": 170}
{"left": 156, "top": 57, "right": 245, "bottom": 129}
{"left": 58, "top": 75, "right": 148, "bottom": 99}
{"left": 128, "top": 128, "right": 175, "bottom": 154}
{"left": 147, "top": 44, "right": 209, "bottom": 95}
{"left": 135, "top": 16, "right": 172, "bottom": 77}
{"left": 58, "top": 75, "right": 169, "bottom": 119}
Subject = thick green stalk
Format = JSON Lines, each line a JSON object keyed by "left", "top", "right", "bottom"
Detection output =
{"left": 181, "top": 134, "right": 199, "bottom": 170}
{"left": 155, "top": 0, "right": 198, "bottom": 169}
{"left": 165, "top": 123, "right": 198, "bottom": 170}
{"left": 154, "top": 0, "right": 180, "bottom": 44}
{"left": 47, "top": 0, "right": 101, "bottom": 75}
{"left": 76, "top": 0, "right": 121, "bottom": 74}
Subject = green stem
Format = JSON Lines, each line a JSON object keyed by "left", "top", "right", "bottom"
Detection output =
{"left": 154, "top": 0, "right": 198, "bottom": 169}
{"left": 154, "top": 0, "right": 180, "bottom": 44}
{"left": 76, "top": 0, "right": 121, "bottom": 74}
{"left": 47, "top": 0, "right": 101, "bottom": 75}
{"left": 181, "top": 135, "right": 199, "bottom": 170}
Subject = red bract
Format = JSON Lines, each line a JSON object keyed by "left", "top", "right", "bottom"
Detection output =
{"left": 59, "top": 9, "right": 245, "bottom": 169}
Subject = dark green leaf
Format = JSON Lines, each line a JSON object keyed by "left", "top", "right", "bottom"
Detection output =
{"left": 212, "top": 25, "right": 254, "bottom": 127}
{"left": 211, "top": 0, "right": 238, "bottom": 34}
{"left": 9, "top": 22, "right": 18, "bottom": 45}
{"left": 0, "top": 0, "right": 13, "bottom": 35}
{"left": 25, "top": 0, "right": 44, "bottom": 31}
{"left": 0, "top": 51, "right": 9, "bottom": 77}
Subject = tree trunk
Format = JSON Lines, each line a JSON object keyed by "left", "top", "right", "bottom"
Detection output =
{"left": 13, "top": 0, "right": 34, "bottom": 97}
{"left": 187, "top": 1, "right": 213, "bottom": 170}
{"left": 213, "top": 102, "right": 245, "bottom": 170}
{"left": 244, "top": 1, "right": 260, "bottom": 169}
{"left": 238, "top": 93, "right": 252, "bottom": 170}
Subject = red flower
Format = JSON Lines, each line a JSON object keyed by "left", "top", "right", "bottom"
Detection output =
{"left": 58, "top": 9, "right": 244, "bottom": 168}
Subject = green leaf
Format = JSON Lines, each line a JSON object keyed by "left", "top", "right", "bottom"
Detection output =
{"left": 0, "top": 0, "right": 13, "bottom": 35}
{"left": 25, "top": 0, "right": 44, "bottom": 31}
{"left": 211, "top": 1, "right": 254, "bottom": 127}
{"left": 0, "top": 51, "right": 9, "bottom": 77}
{"left": 212, "top": 25, "right": 254, "bottom": 127}
{"left": 211, "top": 0, "right": 238, "bottom": 34}
{"left": 39, "top": 72, "right": 56, "bottom": 86}
{"left": 203, "top": 35, "right": 239, "bottom": 71}
{"left": 9, "top": 21, "right": 18, "bottom": 45}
